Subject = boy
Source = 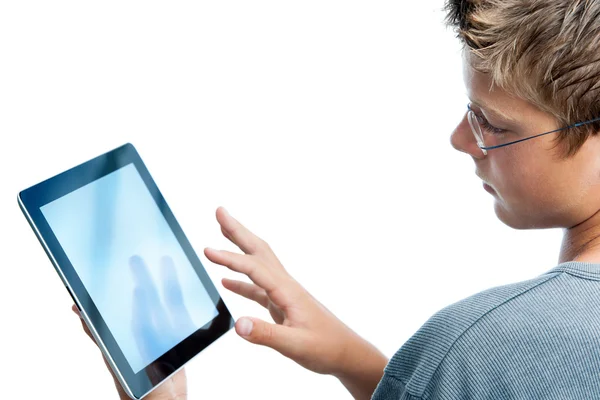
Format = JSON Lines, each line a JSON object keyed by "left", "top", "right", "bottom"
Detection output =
{"left": 77, "top": 0, "right": 600, "bottom": 398}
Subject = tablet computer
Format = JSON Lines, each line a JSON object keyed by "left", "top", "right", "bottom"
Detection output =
{"left": 18, "top": 143, "right": 234, "bottom": 399}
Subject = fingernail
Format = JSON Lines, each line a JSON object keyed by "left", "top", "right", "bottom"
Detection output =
{"left": 237, "top": 318, "right": 253, "bottom": 336}
{"left": 222, "top": 207, "right": 230, "bottom": 217}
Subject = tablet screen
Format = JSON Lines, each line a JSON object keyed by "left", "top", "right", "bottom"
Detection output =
{"left": 40, "top": 163, "right": 219, "bottom": 373}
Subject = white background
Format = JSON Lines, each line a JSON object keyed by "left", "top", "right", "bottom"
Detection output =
{"left": 0, "top": 1, "right": 561, "bottom": 399}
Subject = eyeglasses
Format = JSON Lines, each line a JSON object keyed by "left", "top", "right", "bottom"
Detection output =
{"left": 466, "top": 103, "right": 600, "bottom": 156}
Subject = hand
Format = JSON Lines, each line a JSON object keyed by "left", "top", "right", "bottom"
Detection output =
{"left": 72, "top": 305, "right": 187, "bottom": 400}
{"left": 71, "top": 254, "right": 190, "bottom": 400}
{"left": 204, "top": 207, "right": 386, "bottom": 379}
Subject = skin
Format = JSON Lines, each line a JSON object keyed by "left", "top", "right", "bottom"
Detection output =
{"left": 73, "top": 51, "right": 600, "bottom": 399}
{"left": 71, "top": 305, "right": 187, "bottom": 400}
{"left": 453, "top": 52, "right": 600, "bottom": 264}
{"left": 73, "top": 207, "right": 387, "bottom": 400}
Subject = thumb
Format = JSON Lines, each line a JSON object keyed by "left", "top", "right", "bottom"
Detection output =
{"left": 235, "top": 317, "right": 299, "bottom": 353}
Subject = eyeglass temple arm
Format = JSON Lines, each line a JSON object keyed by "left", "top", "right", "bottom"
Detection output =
{"left": 480, "top": 116, "right": 600, "bottom": 150}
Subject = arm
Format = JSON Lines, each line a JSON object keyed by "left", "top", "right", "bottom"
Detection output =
{"left": 335, "top": 334, "right": 388, "bottom": 400}
{"left": 205, "top": 207, "right": 388, "bottom": 399}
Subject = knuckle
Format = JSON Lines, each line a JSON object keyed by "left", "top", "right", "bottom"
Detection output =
{"left": 247, "top": 241, "right": 259, "bottom": 254}
{"left": 261, "top": 323, "right": 274, "bottom": 343}
{"left": 245, "top": 262, "right": 256, "bottom": 277}
{"left": 242, "top": 260, "right": 256, "bottom": 276}
{"left": 258, "top": 238, "right": 271, "bottom": 253}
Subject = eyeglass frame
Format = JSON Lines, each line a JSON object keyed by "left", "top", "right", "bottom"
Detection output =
{"left": 466, "top": 103, "right": 600, "bottom": 156}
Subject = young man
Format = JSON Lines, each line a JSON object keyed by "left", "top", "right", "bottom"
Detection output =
{"left": 76, "top": 0, "right": 600, "bottom": 398}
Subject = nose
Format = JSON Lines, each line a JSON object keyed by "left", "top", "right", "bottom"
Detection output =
{"left": 450, "top": 112, "right": 485, "bottom": 159}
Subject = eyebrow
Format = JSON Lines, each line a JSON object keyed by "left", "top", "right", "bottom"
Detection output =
{"left": 469, "top": 99, "right": 519, "bottom": 124}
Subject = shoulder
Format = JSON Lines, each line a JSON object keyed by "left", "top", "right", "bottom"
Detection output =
{"left": 381, "top": 270, "right": 561, "bottom": 399}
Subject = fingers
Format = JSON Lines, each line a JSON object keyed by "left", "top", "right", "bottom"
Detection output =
{"left": 215, "top": 207, "right": 266, "bottom": 255}
{"left": 221, "top": 226, "right": 234, "bottom": 244}
{"left": 204, "top": 248, "right": 276, "bottom": 293}
{"left": 71, "top": 305, "right": 95, "bottom": 344}
{"left": 234, "top": 317, "right": 307, "bottom": 362}
{"left": 222, "top": 278, "right": 269, "bottom": 308}
{"left": 70, "top": 306, "right": 130, "bottom": 398}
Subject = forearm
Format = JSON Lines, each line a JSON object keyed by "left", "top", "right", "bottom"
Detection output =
{"left": 334, "top": 334, "right": 389, "bottom": 400}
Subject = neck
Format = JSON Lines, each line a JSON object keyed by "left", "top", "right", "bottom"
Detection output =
{"left": 559, "top": 208, "right": 600, "bottom": 264}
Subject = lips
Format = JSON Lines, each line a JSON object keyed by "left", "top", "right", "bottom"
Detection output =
{"left": 476, "top": 171, "right": 496, "bottom": 194}
{"left": 483, "top": 182, "right": 496, "bottom": 194}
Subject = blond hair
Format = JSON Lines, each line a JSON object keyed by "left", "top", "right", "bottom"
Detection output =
{"left": 444, "top": 0, "right": 600, "bottom": 157}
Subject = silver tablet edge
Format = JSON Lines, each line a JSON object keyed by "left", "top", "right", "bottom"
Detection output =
{"left": 17, "top": 194, "right": 139, "bottom": 400}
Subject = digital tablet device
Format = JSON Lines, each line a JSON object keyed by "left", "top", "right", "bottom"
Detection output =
{"left": 18, "top": 143, "right": 234, "bottom": 399}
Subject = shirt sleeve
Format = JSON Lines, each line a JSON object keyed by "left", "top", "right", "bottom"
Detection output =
{"left": 371, "top": 371, "right": 423, "bottom": 400}
{"left": 370, "top": 273, "right": 557, "bottom": 400}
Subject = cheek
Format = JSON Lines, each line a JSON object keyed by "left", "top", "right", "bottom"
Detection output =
{"left": 488, "top": 152, "right": 561, "bottom": 212}
{"left": 487, "top": 151, "right": 583, "bottom": 227}
{"left": 486, "top": 149, "right": 522, "bottom": 196}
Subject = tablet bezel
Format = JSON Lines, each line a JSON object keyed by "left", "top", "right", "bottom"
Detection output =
{"left": 18, "top": 143, "right": 234, "bottom": 399}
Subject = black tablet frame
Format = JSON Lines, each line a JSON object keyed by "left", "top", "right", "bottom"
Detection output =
{"left": 18, "top": 143, "right": 234, "bottom": 399}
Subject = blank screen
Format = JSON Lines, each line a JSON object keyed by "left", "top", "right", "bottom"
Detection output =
{"left": 41, "top": 163, "right": 219, "bottom": 373}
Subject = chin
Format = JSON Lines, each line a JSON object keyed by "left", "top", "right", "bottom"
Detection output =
{"left": 493, "top": 200, "right": 542, "bottom": 230}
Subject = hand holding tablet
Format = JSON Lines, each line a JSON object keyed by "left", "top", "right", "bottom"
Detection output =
{"left": 18, "top": 143, "right": 234, "bottom": 399}
{"left": 71, "top": 304, "right": 188, "bottom": 400}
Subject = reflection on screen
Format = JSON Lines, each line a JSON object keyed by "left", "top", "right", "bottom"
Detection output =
{"left": 41, "top": 163, "right": 219, "bottom": 373}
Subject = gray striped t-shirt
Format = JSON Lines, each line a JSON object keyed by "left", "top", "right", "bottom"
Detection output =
{"left": 371, "top": 261, "right": 600, "bottom": 399}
